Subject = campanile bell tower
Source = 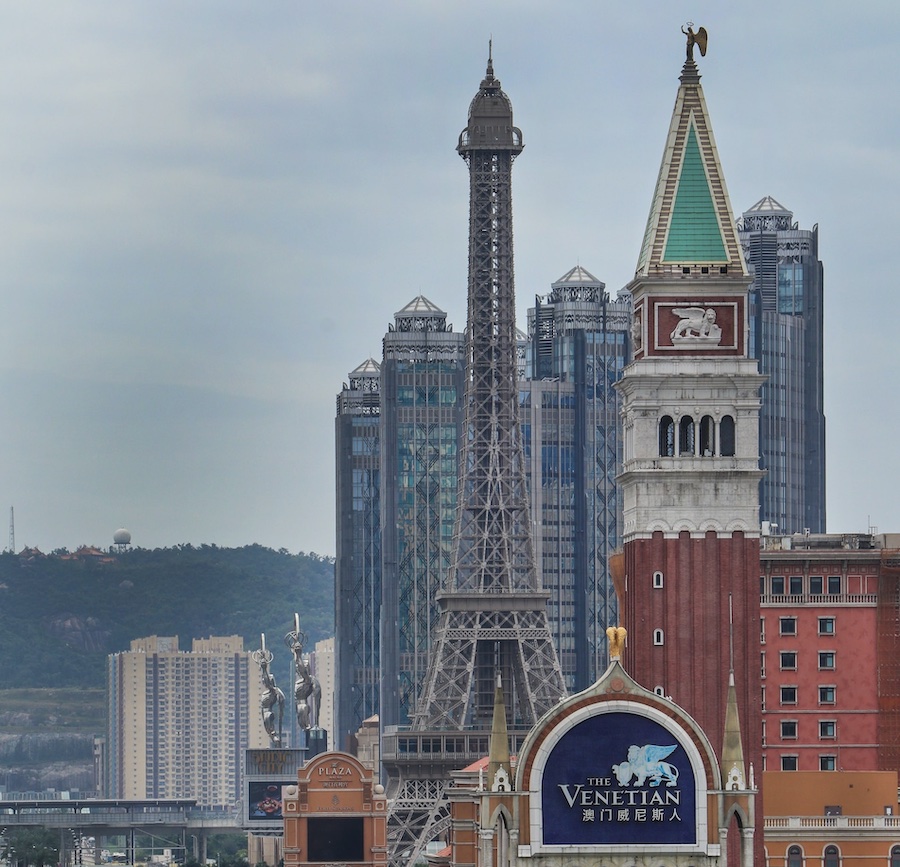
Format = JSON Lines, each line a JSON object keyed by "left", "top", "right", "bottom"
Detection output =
{"left": 615, "top": 30, "right": 764, "bottom": 855}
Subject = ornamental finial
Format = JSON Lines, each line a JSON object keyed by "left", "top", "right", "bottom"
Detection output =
{"left": 681, "top": 23, "right": 708, "bottom": 61}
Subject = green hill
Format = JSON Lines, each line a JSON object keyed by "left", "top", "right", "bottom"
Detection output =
{"left": 0, "top": 545, "right": 335, "bottom": 691}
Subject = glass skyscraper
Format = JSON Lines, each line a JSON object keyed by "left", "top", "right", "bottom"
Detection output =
{"left": 522, "top": 265, "right": 631, "bottom": 691}
{"left": 378, "top": 297, "right": 464, "bottom": 729}
{"left": 335, "top": 357, "right": 382, "bottom": 748}
{"left": 738, "top": 196, "right": 826, "bottom": 533}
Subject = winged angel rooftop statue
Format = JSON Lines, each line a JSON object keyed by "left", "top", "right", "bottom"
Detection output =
{"left": 682, "top": 23, "right": 708, "bottom": 60}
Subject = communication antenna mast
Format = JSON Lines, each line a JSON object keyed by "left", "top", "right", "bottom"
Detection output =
{"left": 8, "top": 507, "right": 14, "bottom": 554}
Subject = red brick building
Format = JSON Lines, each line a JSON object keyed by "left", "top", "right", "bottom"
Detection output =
{"left": 760, "top": 532, "right": 900, "bottom": 773}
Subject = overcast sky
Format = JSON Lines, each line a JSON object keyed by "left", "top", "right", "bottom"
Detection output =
{"left": 1, "top": 2, "right": 897, "bottom": 555}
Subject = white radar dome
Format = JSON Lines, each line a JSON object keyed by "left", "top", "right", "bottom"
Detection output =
{"left": 113, "top": 528, "right": 132, "bottom": 545}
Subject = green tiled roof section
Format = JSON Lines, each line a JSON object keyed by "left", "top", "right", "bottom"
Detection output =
{"left": 663, "top": 125, "right": 727, "bottom": 262}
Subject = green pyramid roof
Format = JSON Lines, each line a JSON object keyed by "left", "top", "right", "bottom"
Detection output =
{"left": 635, "top": 57, "right": 746, "bottom": 278}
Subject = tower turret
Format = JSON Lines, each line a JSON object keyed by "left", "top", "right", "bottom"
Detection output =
{"left": 615, "top": 28, "right": 763, "bottom": 866}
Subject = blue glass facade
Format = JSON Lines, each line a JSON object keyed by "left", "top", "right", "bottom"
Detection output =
{"left": 739, "top": 197, "right": 825, "bottom": 534}
{"left": 523, "top": 266, "right": 631, "bottom": 690}
{"left": 335, "top": 360, "right": 382, "bottom": 748}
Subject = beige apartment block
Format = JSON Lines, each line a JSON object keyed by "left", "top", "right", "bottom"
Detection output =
{"left": 107, "top": 635, "right": 268, "bottom": 808}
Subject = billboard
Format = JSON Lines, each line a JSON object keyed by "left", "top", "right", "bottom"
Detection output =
{"left": 247, "top": 780, "right": 292, "bottom": 823}
{"left": 540, "top": 711, "right": 697, "bottom": 846}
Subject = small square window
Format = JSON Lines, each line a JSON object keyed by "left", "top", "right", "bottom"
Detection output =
{"left": 781, "top": 686, "right": 798, "bottom": 704}
{"left": 771, "top": 576, "right": 785, "bottom": 595}
{"left": 789, "top": 575, "right": 803, "bottom": 595}
{"left": 819, "top": 686, "right": 836, "bottom": 704}
{"left": 780, "top": 651, "right": 797, "bottom": 670}
{"left": 781, "top": 755, "right": 798, "bottom": 771}
{"left": 780, "top": 617, "right": 797, "bottom": 636}
{"left": 819, "top": 755, "right": 837, "bottom": 771}
{"left": 827, "top": 576, "right": 841, "bottom": 595}
{"left": 809, "top": 575, "right": 823, "bottom": 595}
{"left": 819, "top": 720, "right": 836, "bottom": 739}
{"left": 780, "top": 720, "right": 798, "bottom": 739}
{"left": 818, "top": 651, "right": 835, "bottom": 670}
{"left": 818, "top": 617, "right": 835, "bottom": 635}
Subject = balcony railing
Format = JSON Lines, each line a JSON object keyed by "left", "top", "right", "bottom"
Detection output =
{"left": 765, "top": 815, "right": 900, "bottom": 830}
{"left": 760, "top": 593, "right": 878, "bottom": 606}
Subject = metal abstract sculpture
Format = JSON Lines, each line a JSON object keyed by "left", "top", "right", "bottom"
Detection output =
{"left": 251, "top": 633, "right": 285, "bottom": 746}
{"left": 682, "top": 23, "right": 708, "bottom": 60}
{"left": 285, "top": 613, "right": 321, "bottom": 731}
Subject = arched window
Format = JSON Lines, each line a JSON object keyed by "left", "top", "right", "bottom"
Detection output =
{"left": 720, "top": 415, "right": 736, "bottom": 456}
{"left": 653, "top": 571, "right": 664, "bottom": 588}
{"left": 824, "top": 846, "right": 840, "bottom": 867}
{"left": 700, "top": 415, "right": 715, "bottom": 456}
{"left": 653, "top": 629, "right": 664, "bottom": 646}
{"left": 679, "top": 416, "right": 695, "bottom": 455}
{"left": 654, "top": 685, "right": 665, "bottom": 697}
{"left": 787, "top": 845, "right": 803, "bottom": 867}
{"left": 890, "top": 845, "right": 900, "bottom": 867}
{"left": 659, "top": 416, "right": 675, "bottom": 456}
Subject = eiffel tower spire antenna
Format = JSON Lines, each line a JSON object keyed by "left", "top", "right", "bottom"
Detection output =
{"left": 384, "top": 52, "right": 566, "bottom": 865}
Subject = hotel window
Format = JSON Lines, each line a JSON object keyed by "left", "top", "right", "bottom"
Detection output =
{"left": 818, "top": 617, "right": 835, "bottom": 635}
{"left": 818, "top": 651, "right": 835, "bottom": 670}
{"left": 809, "top": 575, "right": 823, "bottom": 595}
{"left": 824, "top": 846, "right": 840, "bottom": 867}
{"left": 780, "top": 686, "right": 798, "bottom": 705}
{"left": 787, "top": 846, "right": 803, "bottom": 867}
{"left": 890, "top": 845, "right": 900, "bottom": 867}
{"left": 771, "top": 575, "right": 785, "bottom": 595}
{"left": 780, "top": 651, "right": 797, "bottom": 670}
{"left": 779, "top": 617, "right": 797, "bottom": 636}
{"left": 819, "top": 720, "right": 836, "bottom": 739}
{"left": 827, "top": 576, "right": 842, "bottom": 595}
{"left": 780, "top": 720, "right": 798, "bottom": 739}
{"left": 781, "top": 755, "right": 798, "bottom": 771}
{"left": 819, "top": 755, "right": 837, "bottom": 771}
{"left": 789, "top": 575, "right": 803, "bottom": 595}
{"left": 819, "top": 686, "right": 836, "bottom": 705}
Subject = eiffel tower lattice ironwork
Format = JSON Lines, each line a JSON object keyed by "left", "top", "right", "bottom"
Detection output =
{"left": 384, "top": 50, "right": 567, "bottom": 867}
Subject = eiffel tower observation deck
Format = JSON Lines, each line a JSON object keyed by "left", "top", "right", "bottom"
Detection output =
{"left": 383, "top": 50, "right": 567, "bottom": 866}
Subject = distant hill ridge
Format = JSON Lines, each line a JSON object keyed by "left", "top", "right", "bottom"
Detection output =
{"left": 0, "top": 545, "right": 335, "bottom": 690}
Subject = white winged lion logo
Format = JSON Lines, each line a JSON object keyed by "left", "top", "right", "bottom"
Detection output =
{"left": 612, "top": 744, "right": 679, "bottom": 787}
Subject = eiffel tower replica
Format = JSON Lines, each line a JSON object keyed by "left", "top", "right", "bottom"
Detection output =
{"left": 383, "top": 49, "right": 566, "bottom": 866}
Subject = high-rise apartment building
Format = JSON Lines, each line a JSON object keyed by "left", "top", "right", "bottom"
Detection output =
{"left": 379, "top": 297, "right": 464, "bottom": 730}
{"left": 106, "top": 635, "right": 266, "bottom": 807}
{"left": 522, "top": 265, "right": 631, "bottom": 691}
{"left": 335, "top": 358, "right": 382, "bottom": 749}
{"left": 738, "top": 196, "right": 826, "bottom": 534}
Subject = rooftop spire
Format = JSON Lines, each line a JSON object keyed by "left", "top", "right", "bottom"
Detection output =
{"left": 634, "top": 26, "right": 746, "bottom": 279}
{"left": 722, "top": 670, "right": 748, "bottom": 789}
{"left": 487, "top": 673, "right": 512, "bottom": 792}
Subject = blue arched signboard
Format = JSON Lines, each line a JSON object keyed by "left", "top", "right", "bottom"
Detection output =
{"left": 540, "top": 711, "right": 697, "bottom": 845}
